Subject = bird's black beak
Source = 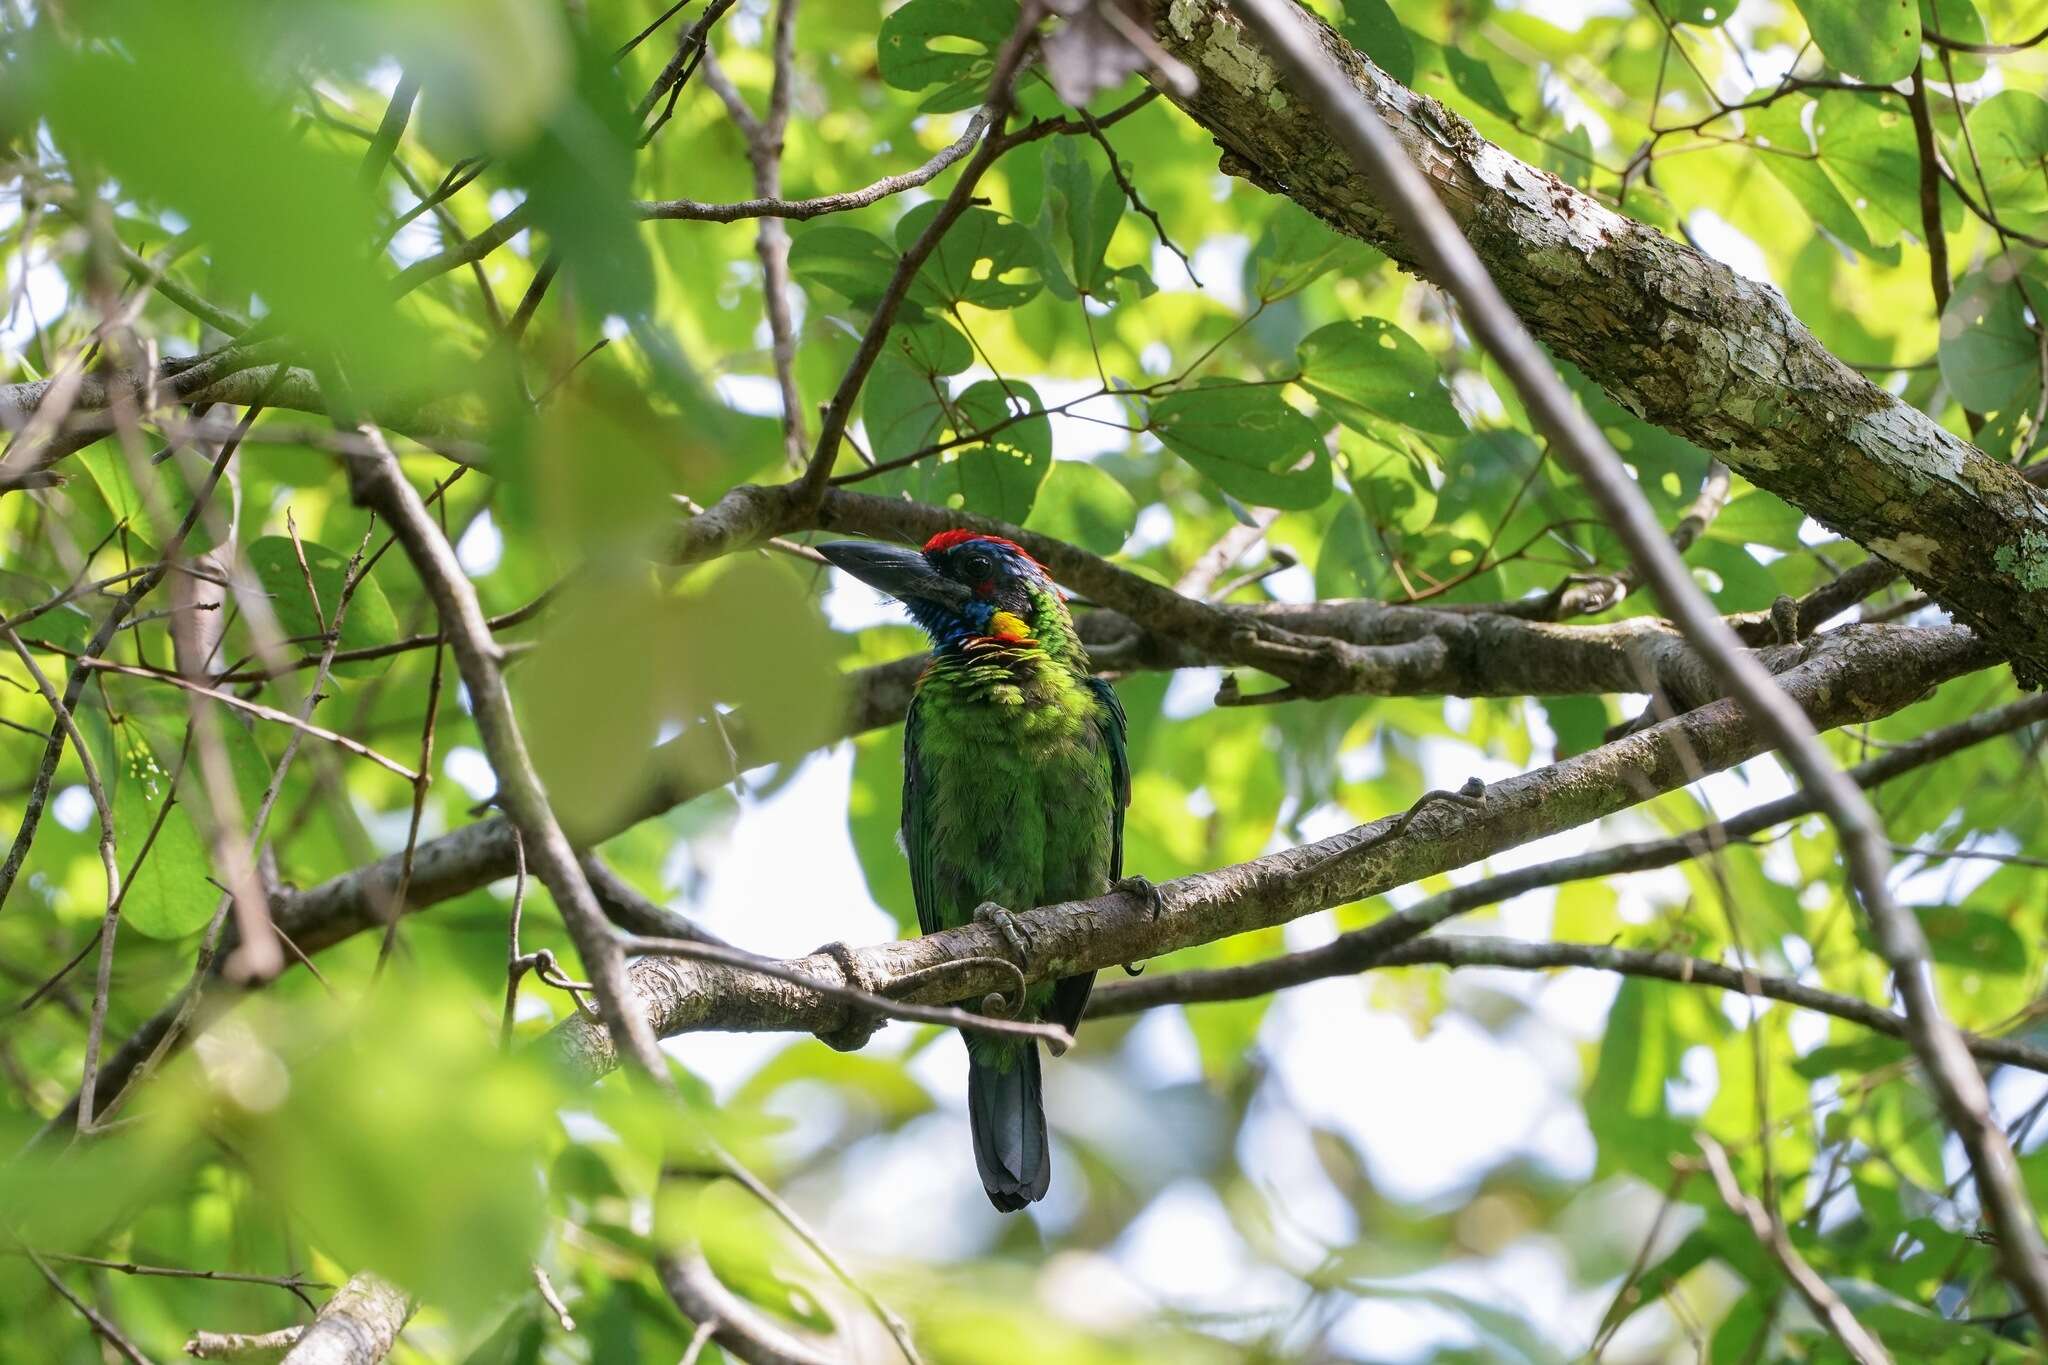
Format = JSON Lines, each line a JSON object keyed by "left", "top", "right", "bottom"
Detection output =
{"left": 815, "top": 541, "right": 972, "bottom": 608}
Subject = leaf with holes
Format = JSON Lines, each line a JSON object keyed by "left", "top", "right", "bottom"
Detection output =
{"left": 875, "top": 0, "right": 1021, "bottom": 113}
{"left": 1297, "top": 318, "right": 1465, "bottom": 438}
{"left": 899, "top": 202, "right": 1041, "bottom": 311}
{"left": 1150, "top": 381, "right": 1330, "bottom": 511}
{"left": 946, "top": 380, "right": 1053, "bottom": 523}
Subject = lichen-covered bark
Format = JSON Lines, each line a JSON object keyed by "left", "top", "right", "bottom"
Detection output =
{"left": 279, "top": 1273, "right": 411, "bottom": 1365}
{"left": 1152, "top": 0, "right": 2048, "bottom": 684}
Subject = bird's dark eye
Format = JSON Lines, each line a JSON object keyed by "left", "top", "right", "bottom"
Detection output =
{"left": 960, "top": 551, "right": 994, "bottom": 579}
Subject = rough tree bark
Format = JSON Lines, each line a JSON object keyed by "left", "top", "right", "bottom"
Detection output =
{"left": 1149, "top": 0, "right": 2048, "bottom": 685}
{"left": 545, "top": 624, "right": 1991, "bottom": 1080}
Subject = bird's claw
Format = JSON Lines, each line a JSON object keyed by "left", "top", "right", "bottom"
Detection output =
{"left": 1113, "top": 875, "right": 1165, "bottom": 976}
{"left": 972, "top": 901, "right": 1034, "bottom": 971}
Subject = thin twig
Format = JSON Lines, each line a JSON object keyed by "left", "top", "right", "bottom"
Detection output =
{"left": 1696, "top": 1135, "right": 1892, "bottom": 1364}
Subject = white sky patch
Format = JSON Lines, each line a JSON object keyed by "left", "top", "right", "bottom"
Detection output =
{"left": 713, "top": 371, "right": 784, "bottom": 419}
{"left": 441, "top": 746, "right": 497, "bottom": 801}
{"left": 1032, "top": 376, "right": 1139, "bottom": 461}
{"left": 1500, "top": 0, "right": 1633, "bottom": 26}
{"left": 2, "top": 246, "right": 69, "bottom": 363}
{"left": 1262, "top": 983, "right": 1558, "bottom": 1203}
{"left": 1188, "top": 235, "right": 1250, "bottom": 312}
{"left": 455, "top": 509, "right": 503, "bottom": 576}
{"left": 1685, "top": 209, "right": 1777, "bottom": 289}
{"left": 1111, "top": 1179, "right": 1305, "bottom": 1333}
{"left": 51, "top": 786, "right": 94, "bottom": 834}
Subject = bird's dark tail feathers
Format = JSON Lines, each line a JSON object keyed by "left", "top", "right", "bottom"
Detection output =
{"left": 966, "top": 1039, "right": 1049, "bottom": 1212}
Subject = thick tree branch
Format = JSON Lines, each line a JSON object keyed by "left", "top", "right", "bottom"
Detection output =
{"left": 1094, "top": 689, "right": 2048, "bottom": 1017}
{"left": 1150, "top": 1, "right": 2048, "bottom": 687}
{"left": 543, "top": 625, "right": 1991, "bottom": 1078}
{"left": 277, "top": 1272, "right": 410, "bottom": 1365}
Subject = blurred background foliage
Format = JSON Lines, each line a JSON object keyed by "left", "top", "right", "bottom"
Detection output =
{"left": 1, "top": 0, "right": 2047, "bottom": 1360}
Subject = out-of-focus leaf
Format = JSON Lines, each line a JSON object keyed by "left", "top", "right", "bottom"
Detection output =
{"left": 1247, "top": 201, "right": 1380, "bottom": 302}
{"left": 1150, "top": 381, "right": 1330, "bottom": 510}
{"left": 1940, "top": 268, "right": 2042, "bottom": 413}
{"left": 1026, "top": 460, "right": 1137, "bottom": 556}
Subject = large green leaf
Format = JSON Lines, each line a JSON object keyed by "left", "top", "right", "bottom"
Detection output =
{"left": 1026, "top": 460, "right": 1137, "bottom": 556}
{"left": 899, "top": 202, "right": 1042, "bottom": 311}
{"left": 1149, "top": 381, "right": 1331, "bottom": 511}
{"left": 1296, "top": 318, "right": 1466, "bottom": 438}
{"left": 876, "top": 0, "right": 1021, "bottom": 113}
{"left": 246, "top": 536, "right": 399, "bottom": 678}
{"left": 1794, "top": 0, "right": 1920, "bottom": 83}
{"left": 1746, "top": 98, "right": 1879, "bottom": 258}
{"left": 1338, "top": 0, "right": 1414, "bottom": 85}
{"left": 113, "top": 736, "right": 213, "bottom": 940}
{"left": 1939, "top": 269, "right": 2042, "bottom": 413}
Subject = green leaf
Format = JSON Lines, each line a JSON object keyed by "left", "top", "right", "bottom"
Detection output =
{"left": 862, "top": 355, "right": 950, "bottom": 462}
{"left": 1443, "top": 46, "right": 1516, "bottom": 123}
{"left": 1664, "top": 0, "right": 1734, "bottom": 25}
{"left": 1939, "top": 268, "right": 2041, "bottom": 413}
{"left": 1964, "top": 91, "right": 2048, "bottom": 228}
{"left": 1150, "top": 381, "right": 1331, "bottom": 511}
{"left": 1707, "top": 489, "right": 1804, "bottom": 546}
{"left": 1813, "top": 90, "right": 1933, "bottom": 246}
{"left": 245, "top": 536, "right": 399, "bottom": 678}
{"left": 1035, "top": 139, "right": 1125, "bottom": 300}
{"left": 789, "top": 225, "right": 903, "bottom": 308}
{"left": 1247, "top": 201, "right": 1378, "bottom": 301}
{"left": 1586, "top": 978, "right": 1693, "bottom": 1180}
{"left": 1745, "top": 97, "right": 1879, "bottom": 258}
{"left": 1921, "top": 0, "right": 1987, "bottom": 81}
{"left": 899, "top": 202, "right": 1042, "bottom": 311}
{"left": 1338, "top": 0, "right": 1414, "bottom": 85}
{"left": 114, "top": 737, "right": 213, "bottom": 940}
{"left": 876, "top": 0, "right": 1021, "bottom": 113}
{"left": 1916, "top": 904, "right": 2027, "bottom": 973}
{"left": 947, "top": 380, "right": 1054, "bottom": 523}
{"left": 888, "top": 316, "right": 974, "bottom": 377}
{"left": 1026, "top": 461, "right": 1136, "bottom": 556}
{"left": 1794, "top": 0, "right": 1919, "bottom": 83}
{"left": 1296, "top": 317, "right": 1466, "bottom": 438}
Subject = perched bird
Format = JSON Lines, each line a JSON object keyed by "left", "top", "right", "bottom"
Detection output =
{"left": 816, "top": 530, "right": 1146, "bottom": 1211}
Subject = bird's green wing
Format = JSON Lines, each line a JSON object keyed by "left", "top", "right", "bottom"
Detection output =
{"left": 902, "top": 691, "right": 943, "bottom": 938}
{"left": 1083, "top": 674, "right": 1131, "bottom": 883}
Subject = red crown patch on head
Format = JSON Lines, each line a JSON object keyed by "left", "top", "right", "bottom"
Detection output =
{"left": 922, "top": 530, "right": 1042, "bottom": 571}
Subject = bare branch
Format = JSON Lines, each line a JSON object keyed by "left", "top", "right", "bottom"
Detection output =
{"left": 1696, "top": 1135, "right": 1894, "bottom": 1365}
